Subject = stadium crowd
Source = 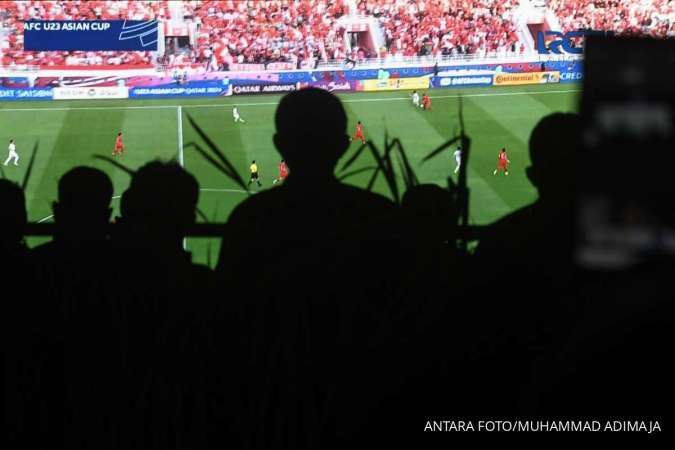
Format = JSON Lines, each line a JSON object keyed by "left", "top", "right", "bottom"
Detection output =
{"left": 186, "top": 0, "right": 522, "bottom": 69}
{"left": 184, "top": 0, "right": 350, "bottom": 69}
{"left": 2, "top": 88, "right": 670, "bottom": 448}
{"left": 549, "top": 0, "right": 675, "bottom": 38}
{"left": 2, "top": 0, "right": 524, "bottom": 69}
{"left": 2, "top": 0, "right": 673, "bottom": 69}
{"left": 361, "top": 0, "right": 521, "bottom": 58}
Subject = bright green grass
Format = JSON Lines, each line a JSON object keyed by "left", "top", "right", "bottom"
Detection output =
{"left": 0, "top": 83, "right": 579, "bottom": 266}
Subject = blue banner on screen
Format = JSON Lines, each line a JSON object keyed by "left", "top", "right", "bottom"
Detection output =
{"left": 24, "top": 20, "right": 158, "bottom": 51}
{"left": 431, "top": 75, "right": 493, "bottom": 88}
{"left": 0, "top": 88, "right": 53, "bottom": 100}
{"left": 129, "top": 82, "right": 231, "bottom": 98}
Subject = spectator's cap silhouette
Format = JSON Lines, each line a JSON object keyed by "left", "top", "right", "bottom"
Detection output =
{"left": 273, "top": 87, "right": 348, "bottom": 173}
{"left": 121, "top": 160, "right": 199, "bottom": 233}
{"left": 0, "top": 179, "right": 26, "bottom": 250}
{"left": 527, "top": 112, "right": 580, "bottom": 197}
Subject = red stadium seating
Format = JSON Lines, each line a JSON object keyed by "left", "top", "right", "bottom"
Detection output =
{"left": 548, "top": 0, "right": 674, "bottom": 38}
{"left": 0, "top": 0, "right": 672, "bottom": 69}
{"left": 361, "top": 0, "right": 520, "bottom": 58}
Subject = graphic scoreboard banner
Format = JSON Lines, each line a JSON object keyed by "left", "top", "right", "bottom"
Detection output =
{"left": 23, "top": 20, "right": 158, "bottom": 51}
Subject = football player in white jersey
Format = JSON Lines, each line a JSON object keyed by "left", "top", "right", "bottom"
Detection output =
{"left": 232, "top": 106, "right": 245, "bottom": 123}
{"left": 3, "top": 139, "right": 18, "bottom": 166}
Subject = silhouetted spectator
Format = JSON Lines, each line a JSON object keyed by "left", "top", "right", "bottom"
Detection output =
{"left": 469, "top": 112, "right": 582, "bottom": 413}
{"left": 0, "top": 178, "right": 27, "bottom": 259}
{"left": 117, "top": 161, "right": 199, "bottom": 252}
{"left": 1, "top": 179, "right": 54, "bottom": 448}
{"left": 476, "top": 112, "right": 580, "bottom": 279}
{"left": 216, "top": 88, "right": 399, "bottom": 448}
{"left": 32, "top": 166, "right": 113, "bottom": 259}
{"left": 218, "top": 88, "right": 397, "bottom": 279}
{"left": 29, "top": 161, "right": 216, "bottom": 449}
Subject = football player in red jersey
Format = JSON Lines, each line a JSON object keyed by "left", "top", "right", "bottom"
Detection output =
{"left": 273, "top": 159, "right": 289, "bottom": 184}
{"left": 493, "top": 147, "right": 511, "bottom": 176}
{"left": 422, "top": 93, "right": 432, "bottom": 110}
{"left": 350, "top": 121, "right": 366, "bottom": 144}
{"left": 112, "top": 132, "right": 124, "bottom": 156}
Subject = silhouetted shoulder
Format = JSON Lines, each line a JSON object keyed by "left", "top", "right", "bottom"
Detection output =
{"left": 227, "top": 181, "right": 396, "bottom": 231}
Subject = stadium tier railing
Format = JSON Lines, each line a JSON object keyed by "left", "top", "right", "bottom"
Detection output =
{"left": 0, "top": 52, "right": 582, "bottom": 75}
{"left": 317, "top": 52, "right": 582, "bottom": 70}
{"left": 23, "top": 223, "right": 487, "bottom": 241}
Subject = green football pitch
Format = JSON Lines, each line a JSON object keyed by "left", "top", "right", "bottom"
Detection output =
{"left": 0, "top": 83, "right": 579, "bottom": 267}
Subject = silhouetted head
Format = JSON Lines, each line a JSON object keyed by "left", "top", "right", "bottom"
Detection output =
{"left": 251, "top": 160, "right": 255, "bottom": 164}
{"left": 357, "top": 121, "right": 361, "bottom": 125}
{"left": 117, "top": 132, "right": 121, "bottom": 137}
{"left": 120, "top": 160, "right": 199, "bottom": 246}
{"left": 9, "top": 139, "right": 14, "bottom": 144}
{"left": 273, "top": 88, "right": 348, "bottom": 178}
{"left": 526, "top": 112, "right": 580, "bottom": 200}
{"left": 53, "top": 166, "right": 113, "bottom": 236}
{"left": 0, "top": 179, "right": 26, "bottom": 253}
{"left": 501, "top": 147, "right": 506, "bottom": 153}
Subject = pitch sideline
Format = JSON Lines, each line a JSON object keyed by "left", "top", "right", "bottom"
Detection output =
{"left": 0, "top": 89, "right": 581, "bottom": 113}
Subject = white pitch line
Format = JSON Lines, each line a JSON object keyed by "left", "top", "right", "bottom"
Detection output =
{"left": 177, "top": 105, "right": 188, "bottom": 251}
{"left": 34, "top": 187, "right": 247, "bottom": 224}
{"left": 0, "top": 105, "right": 177, "bottom": 112}
{"left": 36, "top": 194, "right": 122, "bottom": 223}
{"left": 177, "top": 105, "right": 184, "bottom": 167}
{"left": 200, "top": 188, "right": 248, "bottom": 194}
{"left": 0, "top": 89, "right": 581, "bottom": 112}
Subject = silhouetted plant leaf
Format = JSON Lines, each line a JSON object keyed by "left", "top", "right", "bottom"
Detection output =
{"left": 339, "top": 141, "right": 368, "bottom": 173}
{"left": 21, "top": 141, "right": 39, "bottom": 190}
{"left": 420, "top": 135, "right": 462, "bottom": 163}
{"left": 380, "top": 134, "right": 400, "bottom": 203}
{"left": 196, "top": 207, "right": 209, "bottom": 223}
{"left": 183, "top": 141, "right": 250, "bottom": 193}
{"left": 365, "top": 162, "right": 381, "bottom": 193}
{"left": 92, "top": 154, "right": 135, "bottom": 176}
{"left": 183, "top": 141, "right": 229, "bottom": 175}
{"left": 185, "top": 113, "right": 248, "bottom": 190}
{"left": 391, "top": 138, "right": 418, "bottom": 190}
{"left": 458, "top": 95, "right": 466, "bottom": 132}
{"left": 337, "top": 165, "right": 379, "bottom": 181}
{"left": 365, "top": 140, "right": 400, "bottom": 203}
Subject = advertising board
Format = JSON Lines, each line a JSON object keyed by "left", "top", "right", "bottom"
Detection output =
{"left": 53, "top": 86, "right": 129, "bottom": 100}
{"left": 362, "top": 76, "right": 429, "bottom": 91}
{"left": 493, "top": 71, "right": 560, "bottom": 86}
